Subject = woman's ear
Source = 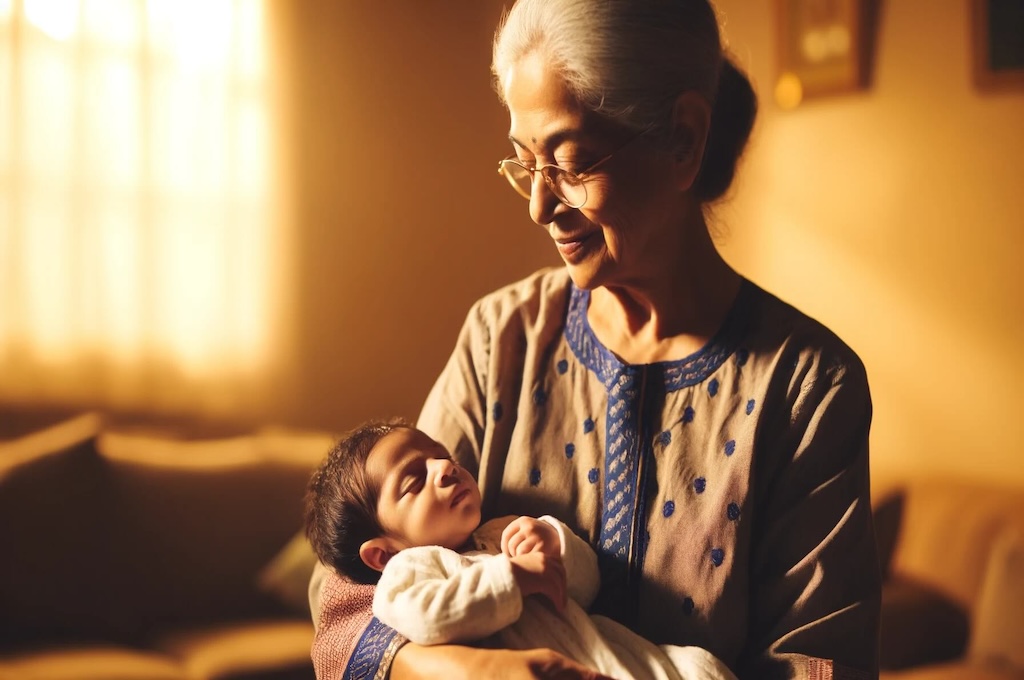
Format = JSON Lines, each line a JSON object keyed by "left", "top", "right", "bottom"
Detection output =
{"left": 669, "top": 91, "right": 711, "bottom": 191}
{"left": 359, "top": 537, "right": 401, "bottom": 572}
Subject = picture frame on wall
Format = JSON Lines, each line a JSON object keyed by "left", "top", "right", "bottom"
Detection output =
{"left": 773, "top": 0, "right": 874, "bottom": 108}
{"left": 971, "top": 0, "right": 1024, "bottom": 91}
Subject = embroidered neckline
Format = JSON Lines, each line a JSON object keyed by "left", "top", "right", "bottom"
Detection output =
{"left": 563, "top": 279, "right": 754, "bottom": 392}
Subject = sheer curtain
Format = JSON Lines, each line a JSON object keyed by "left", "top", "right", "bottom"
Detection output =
{"left": 0, "top": 0, "right": 288, "bottom": 419}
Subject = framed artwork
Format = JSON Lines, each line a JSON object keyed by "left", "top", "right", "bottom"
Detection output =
{"left": 971, "top": 0, "right": 1024, "bottom": 91}
{"left": 773, "top": 0, "right": 875, "bottom": 108}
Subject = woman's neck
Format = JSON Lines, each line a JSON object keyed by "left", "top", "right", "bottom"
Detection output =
{"left": 587, "top": 225, "right": 742, "bottom": 365}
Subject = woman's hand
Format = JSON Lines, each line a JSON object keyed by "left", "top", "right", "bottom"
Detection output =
{"left": 391, "top": 644, "right": 617, "bottom": 680}
{"left": 510, "top": 551, "right": 567, "bottom": 611}
{"left": 502, "top": 516, "right": 562, "bottom": 557}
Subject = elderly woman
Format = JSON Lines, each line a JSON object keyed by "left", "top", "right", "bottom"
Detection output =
{"left": 309, "top": 0, "right": 881, "bottom": 678}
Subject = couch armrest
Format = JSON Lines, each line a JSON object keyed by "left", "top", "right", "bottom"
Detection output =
{"left": 969, "top": 528, "right": 1024, "bottom": 671}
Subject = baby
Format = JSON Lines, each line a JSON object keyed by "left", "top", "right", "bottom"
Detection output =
{"left": 304, "top": 419, "right": 737, "bottom": 680}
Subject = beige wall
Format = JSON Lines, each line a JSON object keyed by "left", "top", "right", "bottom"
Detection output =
{"left": 276, "top": 1, "right": 555, "bottom": 430}
{"left": 275, "top": 2, "right": 1023, "bottom": 487}
{"left": 712, "top": 1, "right": 1024, "bottom": 486}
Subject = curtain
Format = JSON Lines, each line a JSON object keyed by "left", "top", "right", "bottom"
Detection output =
{"left": 0, "top": 0, "right": 288, "bottom": 420}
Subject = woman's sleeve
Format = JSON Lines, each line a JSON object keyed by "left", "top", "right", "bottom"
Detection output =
{"left": 373, "top": 547, "right": 522, "bottom": 646}
{"left": 417, "top": 300, "right": 491, "bottom": 472}
{"left": 309, "top": 563, "right": 407, "bottom": 680}
{"left": 740, "top": 353, "right": 881, "bottom": 680}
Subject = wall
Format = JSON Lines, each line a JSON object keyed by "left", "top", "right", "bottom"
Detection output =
{"left": 711, "top": 0, "right": 1024, "bottom": 486}
{"left": 275, "top": 1, "right": 556, "bottom": 431}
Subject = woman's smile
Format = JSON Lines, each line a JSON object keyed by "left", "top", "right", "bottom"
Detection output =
{"left": 554, "top": 231, "right": 600, "bottom": 263}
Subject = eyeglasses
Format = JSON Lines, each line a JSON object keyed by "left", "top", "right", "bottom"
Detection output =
{"left": 496, "top": 131, "right": 645, "bottom": 209}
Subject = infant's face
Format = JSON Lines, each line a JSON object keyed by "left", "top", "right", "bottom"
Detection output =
{"left": 367, "top": 427, "right": 482, "bottom": 551}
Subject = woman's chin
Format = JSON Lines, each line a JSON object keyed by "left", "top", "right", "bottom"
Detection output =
{"left": 563, "top": 259, "right": 608, "bottom": 291}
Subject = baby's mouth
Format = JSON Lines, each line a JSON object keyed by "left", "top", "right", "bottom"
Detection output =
{"left": 450, "top": 487, "right": 470, "bottom": 508}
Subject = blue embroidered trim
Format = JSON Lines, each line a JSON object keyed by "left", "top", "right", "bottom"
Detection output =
{"left": 564, "top": 281, "right": 752, "bottom": 393}
{"left": 344, "top": 617, "right": 401, "bottom": 680}
{"left": 599, "top": 366, "right": 642, "bottom": 567}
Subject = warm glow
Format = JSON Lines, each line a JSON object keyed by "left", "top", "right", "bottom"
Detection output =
{"left": 25, "top": 0, "right": 79, "bottom": 41}
{"left": 83, "top": 0, "right": 141, "bottom": 48}
{"left": 0, "top": 0, "right": 13, "bottom": 20}
{"left": 0, "top": 0, "right": 280, "bottom": 413}
{"left": 774, "top": 72, "right": 804, "bottom": 109}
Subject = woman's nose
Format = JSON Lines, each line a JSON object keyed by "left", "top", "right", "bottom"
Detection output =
{"left": 528, "top": 174, "right": 561, "bottom": 227}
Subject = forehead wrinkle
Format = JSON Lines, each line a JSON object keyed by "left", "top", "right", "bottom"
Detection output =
{"left": 508, "top": 127, "right": 588, "bottom": 156}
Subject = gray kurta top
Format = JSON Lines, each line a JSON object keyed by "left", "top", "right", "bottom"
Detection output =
{"left": 313, "top": 266, "right": 880, "bottom": 680}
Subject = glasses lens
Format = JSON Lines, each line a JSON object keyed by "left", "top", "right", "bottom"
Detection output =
{"left": 550, "top": 169, "right": 587, "bottom": 209}
{"left": 500, "top": 160, "right": 532, "bottom": 200}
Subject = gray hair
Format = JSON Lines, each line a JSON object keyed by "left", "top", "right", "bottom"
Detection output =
{"left": 492, "top": 0, "right": 756, "bottom": 203}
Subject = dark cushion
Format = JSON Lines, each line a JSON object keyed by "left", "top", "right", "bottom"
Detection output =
{"left": 879, "top": 574, "right": 970, "bottom": 671}
{"left": 0, "top": 413, "right": 122, "bottom": 646}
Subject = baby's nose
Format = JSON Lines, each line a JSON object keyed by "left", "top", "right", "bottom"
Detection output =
{"left": 429, "top": 457, "right": 458, "bottom": 485}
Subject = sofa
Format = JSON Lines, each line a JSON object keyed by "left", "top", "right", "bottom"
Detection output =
{"left": 0, "top": 412, "right": 331, "bottom": 680}
{"left": 874, "top": 475, "right": 1024, "bottom": 679}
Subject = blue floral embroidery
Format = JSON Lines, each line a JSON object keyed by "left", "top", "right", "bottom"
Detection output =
{"left": 708, "top": 378, "right": 719, "bottom": 397}
{"left": 727, "top": 502, "right": 741, "bottom": 521}
{"left": 533, "top": 388, "right": 547, "bottom": 406}
{"left": 710, "top": 548, "right": 725, "bottom": 567}
{"left": 693, "top": 477, "right": 706, "bottom": 494}
{"left": 563, "top": 283, "right": 751, "bottom": 394}
{"left": 682, "top": 406, "right": 695, "bottom": 424}
{"left": 492, "top": 402, "right": 503, "bottom": 422}
{"left": 724, "top": 440, "right": 736, "bottom": 456}
{"left": 657, "top": 430, "right": 671, "bottom": 446}
{"left": 565, "top": 443, "right": 575, "bottom": 459}
{"left": 588, "top": 468, "right": 599, "bottom": 484}
{"left": 557, "top": 359, "right": 569, "bottom": 374}
{"left": 583, "top": 417, "right": 595, "bottom": 434}
{"left": 663, "top": 501, "right": 675, "bottom": 518}
{"left": 745, "top": 398, "right": 755, "bottom": 415}
{"left": 344, "top": 617, "right": 400, "bottom": 680}
{"left": 529, "top": 468, "right": 541, "bottom": 486}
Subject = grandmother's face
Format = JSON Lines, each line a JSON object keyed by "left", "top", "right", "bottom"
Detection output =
{"left": 502, "top": 52, "right": 686, "bottom": 291}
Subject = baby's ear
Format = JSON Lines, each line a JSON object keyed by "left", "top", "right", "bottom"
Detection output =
{"left": 359, "top": 537, "right": 400, "bottom": 572}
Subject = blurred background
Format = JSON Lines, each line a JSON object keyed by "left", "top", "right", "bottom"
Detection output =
{"left": 2, "top": 0, "right": 1022, "bottom": 487}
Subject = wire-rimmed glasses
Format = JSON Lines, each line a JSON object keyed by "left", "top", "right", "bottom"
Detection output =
{"left": 496, "top": 131, "right": 646, "bottom": 209}
{"left": 497, "top": 150, "right": 615, "bottom": 209}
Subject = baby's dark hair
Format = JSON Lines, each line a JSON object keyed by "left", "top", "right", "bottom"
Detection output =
{"left": 304, "top": 417, "right": 411, "bottom": 584}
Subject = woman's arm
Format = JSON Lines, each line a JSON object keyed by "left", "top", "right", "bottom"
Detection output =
{"left": 391, "top": 644, "right": 618, "bottom": 680}
{"left": 740, "top": 352, "right": 881, "bottom": 679}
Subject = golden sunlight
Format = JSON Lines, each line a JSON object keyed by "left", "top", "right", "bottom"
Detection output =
{"left": 24, "top": 0, "right": 78, "bottom": 42}
{"left": 0, "top": 0, "right": 280, "bottom": 413}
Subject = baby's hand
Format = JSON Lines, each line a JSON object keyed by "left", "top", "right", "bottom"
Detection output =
{"left": 501, "top": 516, "right": 562, "bottom": 558}
{"left": 509, "top": 552, "right": 567, "bottom": 612}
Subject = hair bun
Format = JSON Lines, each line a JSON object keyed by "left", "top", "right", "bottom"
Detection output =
{"left": 694, "top": 57, "right": 757, "bottom": 203}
